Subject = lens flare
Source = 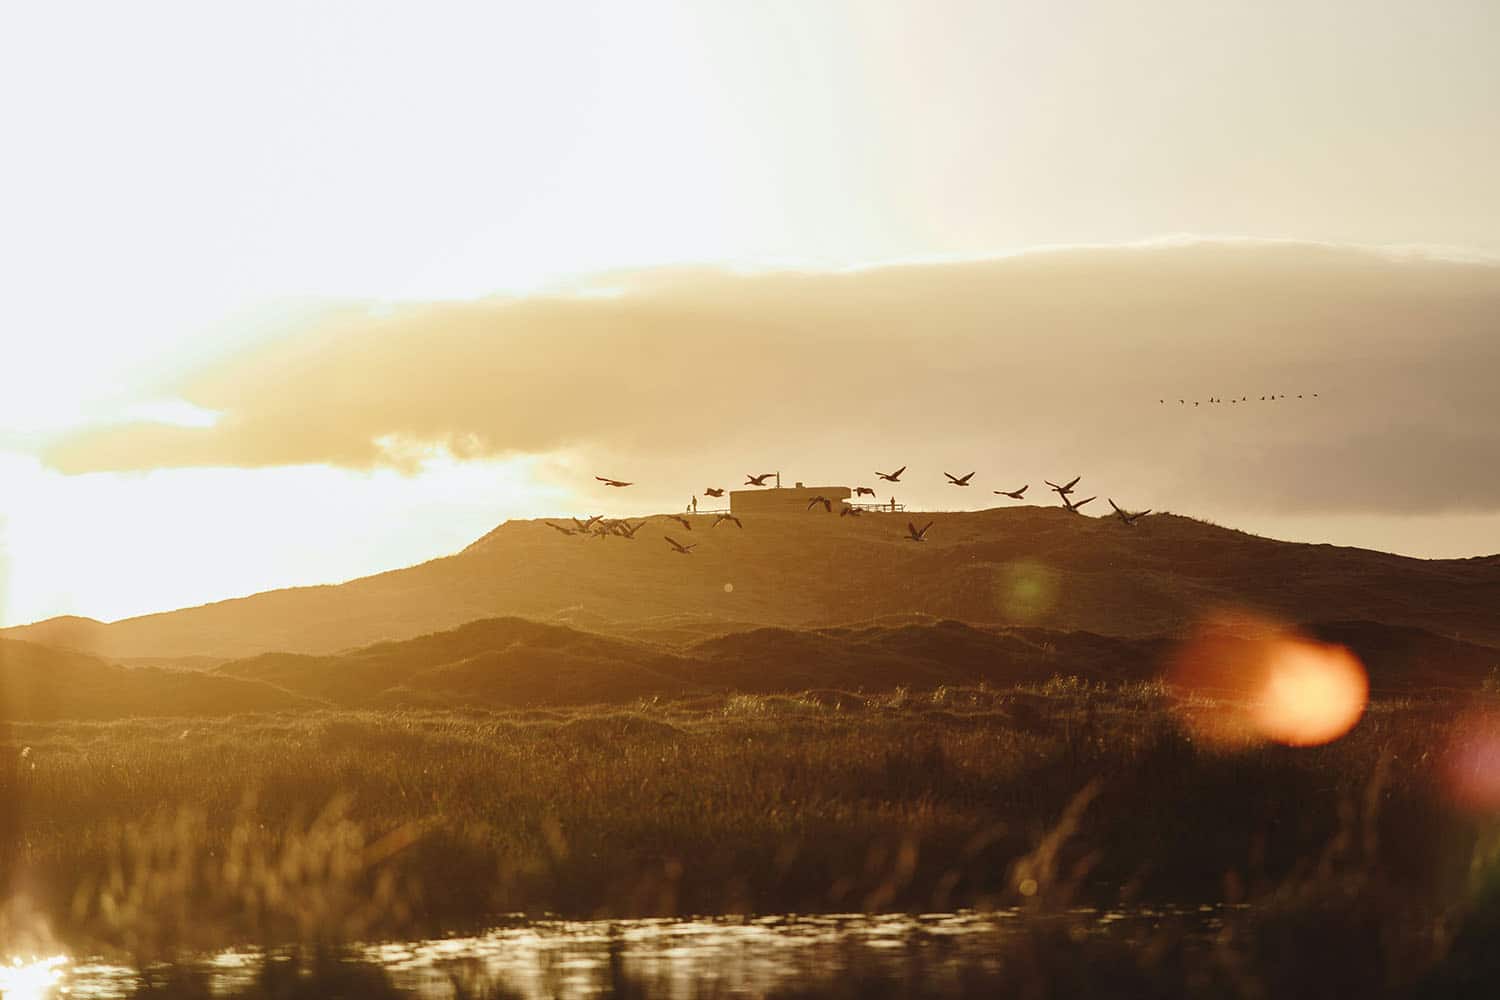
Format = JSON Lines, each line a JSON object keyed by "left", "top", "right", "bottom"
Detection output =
{"left": 1166, "top": 611, "right": 1368, "bottom": 747}
{"left": 1443, "top": 710, "right": 1500, "bottom": 812}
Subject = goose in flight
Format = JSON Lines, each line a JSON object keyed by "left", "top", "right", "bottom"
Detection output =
{"left": 595, "top": 476, "right": 633, "bottom": 488}
{"left": 744, "top": 473, "right": 776, "bottom": 486}
{"left": 1045, "top": 476, "right": 1081, "bottom": 496}
{"left": 572, "top": 515, "right": 604, "bottom": 531}
{"left": 875, "top": 465, "right": 907, "bottom": 483}
{"left": 667, "top": 514, "right": 693, "bottom": 531}
{"left": 704, "top": 487, "right": 725, "bottom": 498}
{"left": 664, "top": 535, "right": 697, "bottom": 555}
{"left": 854, "top": 486, "right": 876, "bottom": 498}
{"left": 614, "top": 519, "right": 646, "bottom": 539}
{"left": 1108, "top": 499, "right": 1151, "bottom": 525}
{"left": 1060, "top": 493, "right": 1096, "bottom": 514}
{"left": 905, "top": 520, "right": 934, "bottom": 542}
{"left": 840, "top": 504, "right": 862, "bottom": 517}
{"left": 713, "top": 513, "right": 743, "bottom": 529}
{"left": 807, "top": 496, "right": 833, "bottom": 512}
{"left": 994, "top": 485, "right": 1028, "bottom": 499}
{"left": 546, "top": 521, "right": 578, "bottom": 536}
{"left": 944, "top": 471, "right": 976, "bottom": 486}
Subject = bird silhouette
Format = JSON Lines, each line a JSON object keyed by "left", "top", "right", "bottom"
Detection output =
{"left": 595, "top": 476, "right": 632, "bottom": 488}
{"left": 1060, "top": 494, "right": 1096, "bottom": 513}
{"left": 854, "top": 486, "right": 876, "bottom": 498}
{"left": 614, "top": 519, "right": 646, "bottom": 539}
{"left": 944, "top": 471, "right": 975, "bottom": 486}
{"left": 667, "top": 514, "right": 693, "bottom": 531}
{"left": 1045, "top": 476, "right": 1081, "bottom": 496}
{"left": 713, "top": 513, "right": 742, "bottom": 528}
{"left": 664, "top": 535, "right": 696, "bottom": 555}
{"left": 1108, "top": 499, "right": 1151, "bottom": 525}
{"left": 545, "top": 521, "right": 578, "bottom": 536}
{"left": 572, "top": 515, "right": 604, "bottom": 531}
{"left": 994, "top": 485, "right": 1028, "bottom": 499}
{"left": 704, "top": 487, "right": 725, "bottom": 498}
{"left": 840, "top": 504, "right": 862, "bottom": 518}
{"left": 745, "top": 473, "right": 775, "bottom": 486}
{"left": 906, "top": 520, "right": 934, "bottom": 542}
{"left": 876, "top": 466, "right": 907, "bottom": 482}
{"left": 807, "top": 496, "right": 833, "bottom": 512}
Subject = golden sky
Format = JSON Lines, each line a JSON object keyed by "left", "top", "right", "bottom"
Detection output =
{"left": 2, "top": 1, "right": 1498, "bottom": 626}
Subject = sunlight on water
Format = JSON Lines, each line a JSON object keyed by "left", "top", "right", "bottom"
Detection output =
{"left": 44, "top": 909, "right": 1234, "bottom": 999}
{"left": 0, "top": 955, "right": 68, "bottom": 1000}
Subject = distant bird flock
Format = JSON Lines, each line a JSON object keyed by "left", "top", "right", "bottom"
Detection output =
{"left": 546, "top": 466, "right": 1154, "bottom": 555}
{"left": 1161, "top": 392, "right": 1320, "bottom": 406}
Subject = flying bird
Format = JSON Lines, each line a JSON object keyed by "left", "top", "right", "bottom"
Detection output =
{"left": 840, "top": 504, "right": 862, "bottom": 518}
{"left": 994, "top": 485, "right": 1028, "bottom": 499}
{"left": 713, "top": 513, "right": 742, "bottom": 528}
{"left": 704, "top": 487, "right": 725, "bottom": 497}
{"left": 545, "top": 521, "right": 577, "bottom": 536}
{"left": 1108, "top": 499, "right": 1151, "bottom": 525}
{"left": 745, "top": 473, "right": 776, "bottom": 486}
{"left": 807, "top": 496, "right": 833, "bottom": 512}
{"left": 595, "top": 476, "right": 633, "bottom": 488}
{"left": 905, "top": 520, "right": 933, "bottom": 542}
{"left": 1045, "top": 476, "right": 1081, "bottom": 496}
{"left": 667, "top": 514, "right": 693, "bottom": 531}
{"left": 854, "top": 486, "right": 876, "bottom": 498}
{"left": 875, "top": 466, "right": 907, "bottom": 483}
{"left": 1060, "top": 494, "right": 1096, "bottom": 514}
{"left": 572, "top": 515, "right": 604, "bottom": 531}
{"left": 944, "top": 471, "right": 975, "bottom": 486}
{"left": 614, "top": 519, "right": 646, "bottom": 539}
{"left": 664, "top": 535, "right": 697, "bottom": 555}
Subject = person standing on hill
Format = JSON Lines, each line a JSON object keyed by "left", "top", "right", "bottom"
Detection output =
{"left": 692, "top": 495, "right": 698, "bottom": 513}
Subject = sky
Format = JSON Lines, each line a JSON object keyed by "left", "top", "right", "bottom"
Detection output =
{"left": 2, "top": 0, "right": 1498, "bottom": 627}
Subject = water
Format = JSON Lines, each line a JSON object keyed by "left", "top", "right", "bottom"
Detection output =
{"left": 9, "top": 907, "right": 1234, "bottom": 999}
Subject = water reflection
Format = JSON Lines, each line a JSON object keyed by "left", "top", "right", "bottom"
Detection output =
{"left": 20, "top": 908, "right": 1234, "bottom": 999}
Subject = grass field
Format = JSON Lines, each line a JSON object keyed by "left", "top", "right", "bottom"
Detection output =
{"left": 5, "top": 679, "right": 1500, "bottom": 994}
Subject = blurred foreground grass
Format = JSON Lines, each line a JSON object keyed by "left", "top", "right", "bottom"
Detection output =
{"left": 3, "top": 680, "right": 1500, "bottom": 995}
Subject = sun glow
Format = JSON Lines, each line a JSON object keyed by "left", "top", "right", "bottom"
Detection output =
{"left": 0, "top": 955, "right": 68, "bottom": 1000}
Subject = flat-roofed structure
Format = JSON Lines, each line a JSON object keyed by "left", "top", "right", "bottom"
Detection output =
{"left": 730, "top": 482, "right": 853, "bottom": 515}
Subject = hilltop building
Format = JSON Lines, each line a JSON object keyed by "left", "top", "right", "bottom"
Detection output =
{"left": 730, "top": 482, "right": 853, "bottom": 515}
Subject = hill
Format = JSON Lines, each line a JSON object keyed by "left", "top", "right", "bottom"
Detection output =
{"left": 0, "top": 638, "right": 312, "bottom": 721}
{"left": 5, "top": 507, "right": 1499, "bottom": 662}
{"left": 208, "top": 614, "right": 1500, "bottom": 710}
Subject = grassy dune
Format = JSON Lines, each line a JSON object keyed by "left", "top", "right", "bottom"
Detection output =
{"left": 5, "top": 683, "right": 1498, "bottom": 976}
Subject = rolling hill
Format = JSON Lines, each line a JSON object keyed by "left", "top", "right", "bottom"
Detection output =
{"left": 5, "top": 507, "right": 1499, "bottom": 664}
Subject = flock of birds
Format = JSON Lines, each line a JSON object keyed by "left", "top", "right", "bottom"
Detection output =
{"left": 1161, "top": 392, "right": 1320, "bottom": 407}
{"left": 543, "top": 471, "right": 1153, "bottom": 555}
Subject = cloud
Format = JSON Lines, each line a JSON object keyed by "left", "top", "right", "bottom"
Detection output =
{"left": 40, "top": 240, "right": 1500, "bottom": 515}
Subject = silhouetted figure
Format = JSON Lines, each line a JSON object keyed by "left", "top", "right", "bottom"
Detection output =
{"left": 876, "top": 466, "right": 907, "bottom": 482}
{"left": 692, "top": 495, "right": 698, "bottom": 513}
{"left": 664, "top": 535, "right": 696, "bottom": 555}
{"left": 745, "top": 473, "right": 775, "bottom": 486}
{"left": 944, "top": 471, "right": 975, "bottom": 486}
{"left": 596, "top": 476, "right": 632, "bottom": 488}
{"left": 906, "top": 521, "right": 933, "bottom": 542}
{"left": 994, "top": 485, "right": 1028, "bottom": 499}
